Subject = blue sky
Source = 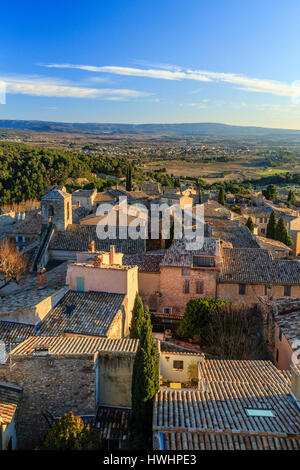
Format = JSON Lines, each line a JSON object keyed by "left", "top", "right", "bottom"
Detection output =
{"left": 1, "top": 0, "right": 300, "bottom": 128}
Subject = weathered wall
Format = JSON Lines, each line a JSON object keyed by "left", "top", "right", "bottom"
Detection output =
{"left": 138, "top": 272, "right": 160, "bottom": 311}
{"left": 158, "top": 267, "right": 218, "bottom": 316}
{"left": 274, "top": 325, "right": 294, "bottom": 370}
{"left": 96, "top": 352, "right": 135, "bottom": 408}
{"left": 0, "top": 355, "right": 96, "bottom": 449}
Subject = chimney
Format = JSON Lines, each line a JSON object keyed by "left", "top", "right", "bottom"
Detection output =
{"left": 88, "top": 240, "right": 95, "bottom": 252}
{"left": 37, "top": 268, "right": 47, "bottom": 288}
{"left": 109, "top": 245, "right": 115, "bottom": 264}
{"left": 92, "top": 255, "right": 103, "bottom": 267}
{"left": 77, "top": 201, "right": 81, "bottom": 207}
{"left": 291, "top": 365, "right": 300, "bottom": 405}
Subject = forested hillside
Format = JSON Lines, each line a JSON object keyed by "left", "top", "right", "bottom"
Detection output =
{"left": 0, "top": 142, "right": 129, "bottom": 205}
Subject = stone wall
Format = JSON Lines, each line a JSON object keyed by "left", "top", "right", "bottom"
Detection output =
{"left": 218, "top": 283, "right": 300, "bottom": 305}
{"left": 0, "top": 354, "right": 96, "bottom": 449}
{"left": 96, "top": 351, "right": 135, "bottom": 409}
{"left": 158, "top": 267, "right": 218, "bottom": 316}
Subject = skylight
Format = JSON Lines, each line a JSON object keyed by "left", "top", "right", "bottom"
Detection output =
{"left": 245, "top": 409, "right": 275, "bottom": 418}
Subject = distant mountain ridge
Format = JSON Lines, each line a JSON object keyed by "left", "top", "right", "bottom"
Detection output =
{"left": 1, "top": 120, "right": 300, "bottom": 138}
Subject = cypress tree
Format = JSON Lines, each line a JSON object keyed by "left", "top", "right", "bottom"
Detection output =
{"left": 266, "top": 210, "right": 277, "bottom": 239}
{"left": 245, "top": 216, "right": 254, "bottom": 233}
{"left": 275, "top": 216, "right": 293, "bottom": 246}
{"left": 126, "top": 165, "right": 132, "bottom": 191}
{"left": 218, "top": 186, "right": 225, "bottom": 206}
{"left": 131, "top": 313, "right": 159, "bottom": 447}
{"left": 287, "top": 190, "right": 296, "bottom": 206}
{"left": 130, "top": 294, "right": 145, "bottom": 339}
{"left": 199, "top": 189, "right": 202, "bottom": 204}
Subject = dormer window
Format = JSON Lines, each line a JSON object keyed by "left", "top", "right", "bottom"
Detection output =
{"left": 193, "top": 256, "right": 215, "bottom": 267}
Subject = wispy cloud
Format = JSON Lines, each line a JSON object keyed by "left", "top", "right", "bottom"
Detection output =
{"left": 1, "top": 74, "right": 150, "bottom": 100}
{"left": 42, "top": 63, "right": 300, "bottom": 98}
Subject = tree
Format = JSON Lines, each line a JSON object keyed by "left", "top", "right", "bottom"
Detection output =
{"left": 126, "top": 165, "right": 132, "bottom": 191}
{"left": 245, "top": 216, "right": 254, "bottom": 233}
{"left": 130, "top": 294, "right": 145, "bottom": 339}
{"left": 177, "top": 298, "right": 229, "bottom": 345}
{"left": 266, "top": 210, "right": 277, "bottom": 239}
{"left": 42, "top": 411, "right": 102, "bottom": 450}
{"left": 131, "top": 313, "right": 159, "bottom": 448}
{"left": 218, "top": 186, "right": 225, "bottom": 206}
{"left": 263, "top": 184, "right": 277, "bottom": 200}
{"left": 275, "top": 216, "right": 293, "bottom": 246}
{"left": 0, "top": 240, "right": 27, "bottom": 291}
{"left": 287, "top": 190, "right": 296, "bottom": 206}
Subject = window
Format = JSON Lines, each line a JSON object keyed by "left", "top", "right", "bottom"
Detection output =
{"left": 245, "top": 409, "right": 275, "bottom": 418}
{"left": 276, "top": 348, "right": 279, "bottom": 363}
{"left": 193, "top": 256, "right": 215, "bottom": 267}
{"left": 239, "top": 284, "right": 246, "bottom": 295}
{"left": 196, "top": 280, "right": 204, "bottom": 294}
{"left": 173, "top": 360, "right": 184, "bottom": 370}
{"left": 279, "top": 329, "right": 282, "bottom": 342}
{"left": 181, "top": 268, "right": 190, "bottom": 276}
{"left": 183, "top": 279, "right": 190, "bottom": 294}
{"left": 163, "top": 307, "right": 172, "bottom": 315}
{"left": 48, "top": 205, "right": 54, "bottom": 217}
{"left": 76, "top": 277, "right": 85, "bottom": 292}
{"left": 284, "top": 285, "right": 291, "bottom": 296}
{"left": 261, "top": 228, "right": 265, "bottom": 234}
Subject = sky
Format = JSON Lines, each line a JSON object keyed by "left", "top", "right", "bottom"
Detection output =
{"left": 1, "top": 0, "right": 300, "bottom": 128}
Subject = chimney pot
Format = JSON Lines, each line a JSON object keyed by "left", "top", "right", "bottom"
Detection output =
{"left": 37, "top": 268, "right": 46, "bottom": 288}
{"left": 88, "top": 240, "right": 95, "bottom": 252}
{"left": 109, "top": 245, "right": 115, "bottom": 264}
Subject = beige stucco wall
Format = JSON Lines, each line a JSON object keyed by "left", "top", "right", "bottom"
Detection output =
{"left": 66, "top": 264, "right": 128, "bottom": 293}
{"left": 1, "top": 414, "right": 17, "bottom": 450}
{"left": 138, "top": 272, "right": 160, "bottom": 311}
{"left": 217, "top": 283, "right": 300, "bottom": 305}
{"left": 159, "top": 352, "right": 204, "bottom": 382}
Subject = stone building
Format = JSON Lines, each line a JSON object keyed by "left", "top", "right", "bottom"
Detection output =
{"left": 0, "top": 335, "right": 138, "bottom": 449}
{"left": 41, "top": 186, "right": 72, "bottom": 231}
{"left": 0, "top": 382, "right": 22, "bottom": 450}
{"left": 72, "top": 188, "right": 97, "bottom": 211}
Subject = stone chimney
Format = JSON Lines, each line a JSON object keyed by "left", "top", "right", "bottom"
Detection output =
{"left": 88, "top": 240, "right": 95, "bottom": 252}
{"left": 291, "top": 365, "right": 300, "bottom": 405}
{"left": 109, "top": 245, "right": 115, "bottom": 264}
{"left": 37, "top": 268, "right": 47, "bottom": 288}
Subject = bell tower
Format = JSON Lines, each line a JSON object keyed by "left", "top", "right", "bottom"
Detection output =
{"left": 41, "top": 186, "right": 72, "bottom": 231}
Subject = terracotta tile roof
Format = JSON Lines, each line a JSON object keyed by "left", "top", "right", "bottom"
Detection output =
{"left": 160, "top": 431, "right": 300, "bottom": 450}
{"left": 0, "top": 383, "right": 22, "bottom": 425}
{"left": 0, "top": 286, "right": 68, "bottom": 314}
{"left": 95, "top": 406, "right": 131, "bottom": 441}
{"left": 161, "top": 238, "right": 220, "bottom": 268}
{"left": 49, "top": 224, "right": 146, "bottom": 254}
{"left": 273, "top": 300, "right": 300, "bottom": 348}
{"left": 153, "top": 360, "right": 299, "bottom": 438}
{"left": 0, "top": 321, "right": 36, "bottom": 349}
{"left": 37, "top": 290, "right": 126, "bottom": 337}
{"left": 10, "top": 335, "right": 139, "bottom": 356}
{"left": 123, "top": 253, "right": 164, "bottom": 272}
{"left": 213, "top": 226, "right": 259, "bottom": 249}
{"left": 220, "top": 248, "right": 300, "bottom": 284}
{"left": 255, "top": 236, "right": 292, "bottom": 252}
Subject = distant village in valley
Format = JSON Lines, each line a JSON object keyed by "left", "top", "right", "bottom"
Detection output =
{"left": 0, "top": 139, "right": 299, "bottom": 451}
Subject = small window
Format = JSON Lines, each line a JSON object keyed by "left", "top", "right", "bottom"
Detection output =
{"left": 261, "top": 228, "right": 265, "bottom": 234}
{"left": 183, "top": 279, "right": 190, "bottom": 294}
{"left": 276, "top": 348, "right": 279, "bottom": 363}
{"left": 239, "top": 284, "right": 246, "bottom": 295}
{"left": 173, "top": 360, "right": 184, "bottom": 370}
{"left": 245, "top": 409, "right": 275, "bottom": 418}
{"left": 196, "top": 280, "right": 204, "bottom": 294}
{"left": 279, "top": 329, "right": 282, "bottom": 342}
{"left": 163, "top": 307, "right": 172, "bottom": 315}
{"left": 284, "top": 285, "right": 291, "bottom": 297}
